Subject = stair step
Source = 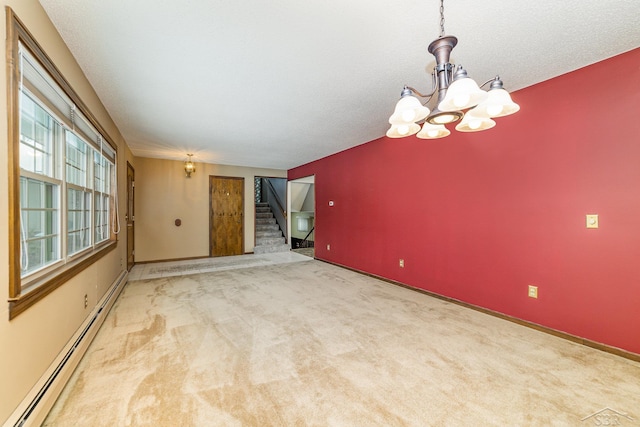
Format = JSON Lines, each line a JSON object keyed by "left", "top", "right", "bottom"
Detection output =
{"left": 254, "top": 243, "right": 290, "bottom": 255}
{"left": 256, "top": 230, "right": 282, "bottom": 238}
{"left": 254, "top": 203, "right": 286, "bottom": 255}
{"left": 256, "top": 236, "right": 286, "bottom": 245}
{"left": 256, "top": 218, "right": 276, "bottom": 225}
{"left": 256, "top": 224, "right": 279, "bottom": 232}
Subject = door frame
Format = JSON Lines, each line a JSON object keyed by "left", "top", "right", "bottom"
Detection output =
{"left": 209, "top": 175, "right": 245, "bottom": 257}
{"left": 287, "top": 175, "right": 315, "bottom": 250}
{"left": 126, "top": 161, "right": 135, "bottom": 271}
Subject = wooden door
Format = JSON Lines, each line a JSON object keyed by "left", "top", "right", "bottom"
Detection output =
{"left": 210, "top": 176, "right": 244, "bottom": 256}
{"left": 126, "top": 162, "right": 135, "bottom": 270}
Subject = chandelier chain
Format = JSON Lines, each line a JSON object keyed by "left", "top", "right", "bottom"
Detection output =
{"left": 439, "top": 0, "right": 445, "bottom": 37}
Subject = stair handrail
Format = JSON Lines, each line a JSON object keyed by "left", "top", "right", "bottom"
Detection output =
{"left": 298, "top": 227, "right": 315, "bottom": 248}
{"left": 265, "top": 178, "right": 286, "bottom": 218}
{"left": 302, "top": 226, "right": 314, "bottom": 242}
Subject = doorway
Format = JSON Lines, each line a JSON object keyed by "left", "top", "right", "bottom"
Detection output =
{"left": 288, "top": 175, "right": 315, "bottom": 256}
{"left": 126, "top": 162, "right": 135, "bottom": 271}
{"left": 254, "top": 176, "right": 288, "bottom": 247}
{"left": 210, "top": 176, "right": 244, "bottom": 257}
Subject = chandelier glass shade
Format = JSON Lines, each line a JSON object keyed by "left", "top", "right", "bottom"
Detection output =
{"left": 438, "top": 67, "right": 488, "bottom": 112}
{"left": 470, "top": 78, "right": 521, "bottom": 118}
{"left": 417, "top": 121, "right": 450, "bottom": 139}
{"left": 184, "top": 154, "right": 196, "bottom": 178}
{"left": 455, "top": 111, "right": 496, "bottom": 132}
{"left": 387, "top": 0, "right": 519, "bottom": 140}
{"left": 388, "top": 88, "right": 431, "bottom": 124}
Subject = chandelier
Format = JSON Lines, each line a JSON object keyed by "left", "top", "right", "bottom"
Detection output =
{"left": 387, "top": 0, "right": 519, "bottom": 139}
{"left": 184, "top": 154, "right": 196, "bottom": 178}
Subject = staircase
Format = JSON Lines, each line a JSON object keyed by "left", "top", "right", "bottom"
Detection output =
{"left": 254, "top": 203, "right": 289, "bottom": 254}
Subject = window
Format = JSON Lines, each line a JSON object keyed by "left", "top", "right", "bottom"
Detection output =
{"left": 20, "top": 176, "right": 59, "bottom": 276}
{"left": 19, "top": 92, "right": 62, "bottom": 276}
{"left": 94, "top": 153, "right": 112, "bottom": 245}
{"left": 7, "top": 9, "right": 118, "bottom": 318}
{"left": 65, "top": 132, "right": 92, "bottom": 256}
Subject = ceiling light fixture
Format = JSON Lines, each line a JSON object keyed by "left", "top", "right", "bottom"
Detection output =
{"left": 387, "top": 0, "right": 519, "bottom": 139}
{"left": 184, "top": 154, "right": 196, "bottom": 178}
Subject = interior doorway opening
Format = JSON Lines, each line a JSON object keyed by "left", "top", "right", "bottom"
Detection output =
{"left": 126, "top": 162, "right": 135, "bottom": 271}
{"left": 254, "top": 177, "right": 289, "bottom": 254}
{"left": 288, "top": 175, "right": 315, "bottom": 257}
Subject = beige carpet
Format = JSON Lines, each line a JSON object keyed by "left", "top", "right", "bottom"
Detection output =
{"left": 291, "top": 247, "right": 314, "bottom": 258}
{"left": 44, "top": 260, "right": 639, "bottom": 426}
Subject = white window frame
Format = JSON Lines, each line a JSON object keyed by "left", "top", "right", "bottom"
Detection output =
{"left": 7, "top": 9, "right": 119, "bottom": 319}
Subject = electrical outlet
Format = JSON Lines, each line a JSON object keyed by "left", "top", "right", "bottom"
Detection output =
{"left": 84, "top": 294, "right": 88, "bottom": 308}
{"left": 327, "top": 244, "right": 330, "bottom": 251}
{"left": 528, "top": 285, "right": 538, "bottom": 299}
{"left": 399, "top": 259, "right": 405, "bottom": 268}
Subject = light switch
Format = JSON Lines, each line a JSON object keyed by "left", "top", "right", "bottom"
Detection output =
{"left": 586, "top": 214, "right": 598, "bottom": 229}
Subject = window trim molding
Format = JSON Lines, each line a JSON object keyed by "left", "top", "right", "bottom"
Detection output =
{"left": 6, "top": 7, "right": 119, "bottom": 319}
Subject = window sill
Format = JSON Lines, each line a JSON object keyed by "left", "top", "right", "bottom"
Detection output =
{"left": 9, "top": 240, "right": 117, "bottom": 319}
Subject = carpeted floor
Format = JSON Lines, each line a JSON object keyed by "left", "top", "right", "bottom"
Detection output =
{"left": 291, "top": 247, "right": 314, "bottom": 258}
{"left": 44, "top": 259, "right": 639, "bottom": 426}
{"left": 126, "top": 251, "right": 313, "bottom": 281}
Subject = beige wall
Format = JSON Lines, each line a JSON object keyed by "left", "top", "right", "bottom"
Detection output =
{"left": 134, "top": 157, "right": 286, "bottom": 261}
{"left": 0, "top": 1, "right": 132, "bottom": 423}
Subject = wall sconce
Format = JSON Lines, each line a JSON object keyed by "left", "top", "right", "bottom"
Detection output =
{"left": 184, "top": 154, "right": 196, "bottom": 178}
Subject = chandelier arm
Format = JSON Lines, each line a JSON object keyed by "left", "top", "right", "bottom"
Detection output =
{"left": 479, "top": 76, "right": 500, "bottom": 89}
{"left": 428, "top": 71, "right": 438, "bottom": 102}
{"left": 406, "top": 86, "right": 437, "bottom": 100}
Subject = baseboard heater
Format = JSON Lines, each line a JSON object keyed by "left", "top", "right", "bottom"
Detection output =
{"left": 5, "top": 270, "right": 128, "bottom": 427}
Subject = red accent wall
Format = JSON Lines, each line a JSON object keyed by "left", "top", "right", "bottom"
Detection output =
{"left": 289, "top": 48, "right": 640, "bottom": 355}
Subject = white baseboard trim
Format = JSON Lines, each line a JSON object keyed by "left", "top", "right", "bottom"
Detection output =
{"left": 4, "top": 270, "right": 128, "bottom": 427}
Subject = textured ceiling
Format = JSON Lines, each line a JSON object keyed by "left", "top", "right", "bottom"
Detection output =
{"left": 38, "top": 0, "right": 640, "bottom": 170}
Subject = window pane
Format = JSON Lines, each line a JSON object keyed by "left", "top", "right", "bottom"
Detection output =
{"left": 45, "top": 210, "right": 57, "bottom": 234}
{"left": 67, "top": 188, "right": 91, "bottom": 255}
{"left": 20, "top": 176, "right": 60, "bottom": 277}
{"left": 20, "top": 113, "right": 34, "bottom": 143}
{"left": 45, "top": 236, "right": 58, "bottom": 264}
{"left": 26, "top": 210, "right": 43, "bottom": 238}
{"left": 25, "top": 179, "right": 41, "bottom": 208}
{"left": 66, "top": 132, "right": 88, "bottom": 187}
{"left": 67, "top": 233, "right": 76, "bottom": 255}
{"left": 104, "top": 161, "right": 111, "bottom": 193}
{"left": 94, "top": 194, "right": 110, "bottom": 243}
{"left": 93, "top": 152, "right": 110, "bottom": 193}
{"left": 25, "top": 239, "right": 43, "bottom": 271}
{"left": 20, "top": 92, "right": 58, "bottom": 177}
